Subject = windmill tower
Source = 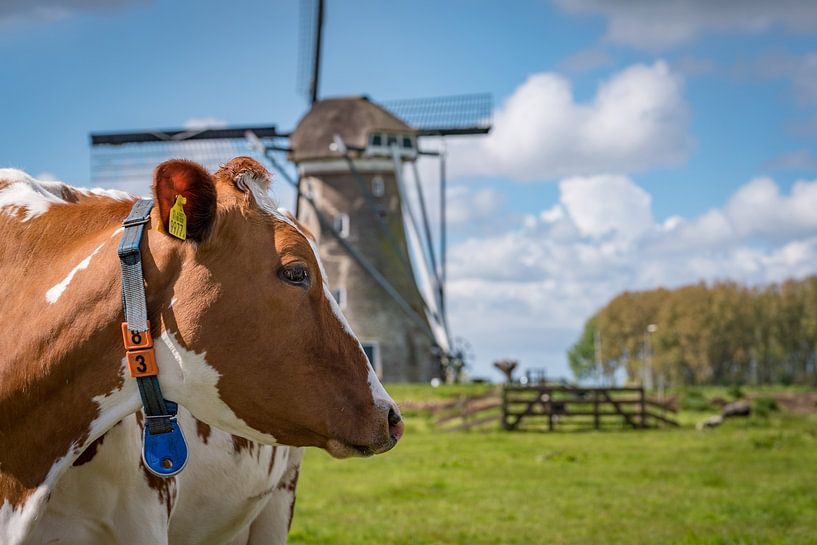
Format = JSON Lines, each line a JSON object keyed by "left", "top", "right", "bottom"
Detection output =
{"left": 290, "top": 97, "right": 435, "bottom": 381}
{"left": 89, "top": 0, "right": 491, "bottom": 382}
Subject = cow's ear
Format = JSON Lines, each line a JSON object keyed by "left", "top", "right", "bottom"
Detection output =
{"left": 214, "top": 156, "right": 272, "bottom": 205}
{"left": 152, "top": 159, "right": 217, "bottom": 242}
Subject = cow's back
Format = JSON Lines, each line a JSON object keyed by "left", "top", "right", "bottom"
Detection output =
{"left": 0, "top": 170, "right": 133, "bottom": 373}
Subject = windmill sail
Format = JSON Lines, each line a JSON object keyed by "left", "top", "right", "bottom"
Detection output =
{"left": 382, "top": 93, "right": 492, "bottom": 135}
{"left": 297, "top": 0, "right": 324, "bottom": 104}
{"left": 89, "top": 126, "right": 285, "bottom": 194}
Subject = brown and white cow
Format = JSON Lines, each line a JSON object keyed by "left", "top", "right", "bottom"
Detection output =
{"left": 0, "top": 157, "right": 403, "bottom": 545}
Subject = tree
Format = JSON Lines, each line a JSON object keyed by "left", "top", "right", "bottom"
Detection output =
{"left": 568, "top": 317, "right": 598, "bottom": 382}
{"left": 493, "top": 359, "right": 518, "bottom": 383}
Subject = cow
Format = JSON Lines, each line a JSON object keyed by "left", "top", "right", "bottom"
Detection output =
{"left": 0, "top": 157, "right": 404, "bottom": 545}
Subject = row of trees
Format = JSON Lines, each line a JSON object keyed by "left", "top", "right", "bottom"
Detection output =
{"left": 568, "top": 277, "right": 817, "bottom": 386}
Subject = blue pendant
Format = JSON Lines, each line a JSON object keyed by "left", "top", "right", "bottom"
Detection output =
{"left": 141, "top": 403, "right": 188, "bottom": 477}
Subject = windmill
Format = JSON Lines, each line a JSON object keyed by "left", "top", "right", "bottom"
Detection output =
{"left": 89, "top": 0, "right": 491, "bottom": 382}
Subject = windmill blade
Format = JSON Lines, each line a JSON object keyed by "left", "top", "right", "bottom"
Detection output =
{"left": 297, "top": 0, "right": 325, "bottom": 104}
{"left": 382, "top": 93, "right": 493, "bottom": 136}
{"left": 89, "top": 125, "right": 282, "bottom": 194}
{"left": 390, "top": 146, "right": 450, "bottom": 351}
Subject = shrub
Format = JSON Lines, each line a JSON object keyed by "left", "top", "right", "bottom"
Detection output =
{"left": 753, "top": 396, "right": 779, "bottom": 418}
{"left": 681, "top": 389, "right": 714, "bottom": 412}
{"left": 727, "top": 385, "right": 745, "bottom": 400}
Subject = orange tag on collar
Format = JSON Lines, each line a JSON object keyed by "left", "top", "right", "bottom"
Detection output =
{"left": 127, "top": 348, "right": 158, "bottom": 378}
{"left": 121, "top": 321, "right": 153, "bottom": 350}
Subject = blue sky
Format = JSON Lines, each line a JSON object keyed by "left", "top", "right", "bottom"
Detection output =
{"left": 4, "top": 1, "right": 817, "bottom": 380}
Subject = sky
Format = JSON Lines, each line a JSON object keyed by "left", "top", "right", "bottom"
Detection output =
{"left": 4, "top": 1, "right": 817, "bottom": 380}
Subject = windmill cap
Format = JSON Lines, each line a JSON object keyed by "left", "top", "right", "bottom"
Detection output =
{"left": 289, "top": 96, "right": 416, "bottom": 163}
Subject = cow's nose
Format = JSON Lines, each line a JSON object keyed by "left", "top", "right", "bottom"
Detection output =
{"left": 388, "top": 406, "right": 404, "bottom": 442}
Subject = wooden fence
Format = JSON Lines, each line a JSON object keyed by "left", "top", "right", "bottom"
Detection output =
{"left": 501, "top": 385, "right": 678, "bottom": 431}
{"left": 434, "top": 389, "right": 503, "bottom": 432}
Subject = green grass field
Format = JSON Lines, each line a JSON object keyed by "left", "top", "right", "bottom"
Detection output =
{"left": 289, "top": 385, "right": 817, "bottom": 545}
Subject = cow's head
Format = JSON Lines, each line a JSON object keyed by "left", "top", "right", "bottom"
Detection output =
{"left": 146, "top": 157, "right": 402, "bottom": 458}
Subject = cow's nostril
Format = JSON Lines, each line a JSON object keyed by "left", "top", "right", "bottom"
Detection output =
{"left": 387, "top": 406, "right": 404, "bottom": 444}
{"left": 387, "top": 407, "right": 402, "bottom": 427}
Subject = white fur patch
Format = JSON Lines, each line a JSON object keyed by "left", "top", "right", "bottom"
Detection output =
{"left": 154, "top": 330, "right": 278, "bottom": 445}
{"left": 76, "top": 187, "right": 132, "bottom": 201}
{"left": 0, "top": 169, "right": 133, "bottom": 223}
{"left": 0, "top": 460, "right": 65, "bottom": 545}
{"left": 45, "top": 243, "right": 106, "bottom": 304}
{"left": 0, "top": 169, "right": 67, "bottom": 221}
{"left": 90, "top": 359, "right": 142, "bottom": 435}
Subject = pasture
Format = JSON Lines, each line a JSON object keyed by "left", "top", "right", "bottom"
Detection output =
{"left": 290, "top": 385, "right": 817, "bottom": 545}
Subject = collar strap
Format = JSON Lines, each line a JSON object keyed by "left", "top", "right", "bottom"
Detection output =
{"left": 118, "top": 199, "right": 154, "bottom": 332}
{"left": 118, "top": 199, "right": 188, "bottom": 477}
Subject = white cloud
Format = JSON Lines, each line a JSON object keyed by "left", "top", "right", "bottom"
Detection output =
{"left": 559, "top": 175, "right": 653, "bottom": 240}
{"left": 558, "top": 48, "right": 614, "bottom": 74}
{"left": 726, "top": 177, "right": 817, "bottom": 239}
{"left": 35, "top": 171, "right": 59, "bottom": 181}
{"left": 449, "top": 174, "right": 817, "bottom": 379}
{"left": 0, "top": 0, "right": 147, "bottom": 24}
{"left": 183, "top": 117, "right": 229, "bottom": 130}
{"left": 736, "top": 52, "right": 817, "bottom": 106}
{"left": 556, "top": 0, "right": 817, "bottom": 50}
{"left": 446, "top": 186, "right": 503, "bottom": 226}
{"left": 448, "top": 62, "right": 688, "bottom": 181}
{"left": 766, "top": 149, "right": 817, "bottom": 171}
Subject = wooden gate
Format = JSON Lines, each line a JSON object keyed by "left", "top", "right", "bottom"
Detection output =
{"left": 501, "top": 385, "right": 677, "bottom": 431}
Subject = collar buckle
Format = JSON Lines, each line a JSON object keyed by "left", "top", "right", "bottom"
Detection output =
{"left": 123, "top": 216, "right": 150, "bottom": 228}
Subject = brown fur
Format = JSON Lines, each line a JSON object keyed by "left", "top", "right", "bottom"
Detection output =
{"left": 231, "top": 435, "right": 254, "bottom": 456}
{"left": 267, "top": 445, "right": 279, "bottom": 476}
{"left": 72, "top": 434, "right": 106, "bottom": 467}
{"left": 0, "top": 193, "right": 134, "bottom": 508}
{"left": 195, "top": 417, "right": 212, "bottom": 444}
{"left": 139, "top": 458, "right": 177, "bottom": 517}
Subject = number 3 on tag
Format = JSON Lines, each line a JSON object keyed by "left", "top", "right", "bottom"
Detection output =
{"left": 127, "top": 348, "right": 158, "bottom": 377}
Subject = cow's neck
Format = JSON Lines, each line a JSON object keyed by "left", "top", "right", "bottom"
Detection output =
{"left": 0, "top": 203, "right": 185, "bottom": 543}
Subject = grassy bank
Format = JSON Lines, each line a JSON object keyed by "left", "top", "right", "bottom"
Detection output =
{"left": 288, "top": 385, "right": 817, "bottom": 545}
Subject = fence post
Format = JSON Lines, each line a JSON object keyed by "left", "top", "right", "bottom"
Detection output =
{"left": 501, "top": 386, "right": 509, "bottom": 430}
{"left": 639, "top": 387, "right": 646, "bottom": 428}
{"left": 546, "top": 388, "right": 554, "bottom": 431}
{"left": 593, "top": 390, "right": 600, "bottom": 430}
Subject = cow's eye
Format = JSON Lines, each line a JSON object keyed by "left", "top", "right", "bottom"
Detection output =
{"left": 279, "top": 263, "right": 309, "bottom": 286}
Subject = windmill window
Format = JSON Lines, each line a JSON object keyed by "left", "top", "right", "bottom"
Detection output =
{"left": 333, "top": 213, "right": 350, "bottom": 238}
{"left": 386, "top": 134, "right": 398, "bottom": 147}
{"left": 361, "top": 342, "right": 382, "bottom": 376}
{"left": 371, "top": 176, "right": 385, "bottom": 197}
{"left": 370, "top": 133, "right": 383, "bottom": 147}
{"left": 331, "top": 287, "right": 347, "bottom": 309}
{"left": 402, "top": 136, "right": 413, "bottom": 149}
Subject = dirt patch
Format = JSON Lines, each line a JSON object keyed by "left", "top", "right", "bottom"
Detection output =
{"left": 766, "top": 391, "right": 817, "bottom": 414}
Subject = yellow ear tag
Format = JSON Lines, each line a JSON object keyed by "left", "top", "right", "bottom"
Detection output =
{"left": 168, "top": 195, "right": 187, "bottom": 240}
